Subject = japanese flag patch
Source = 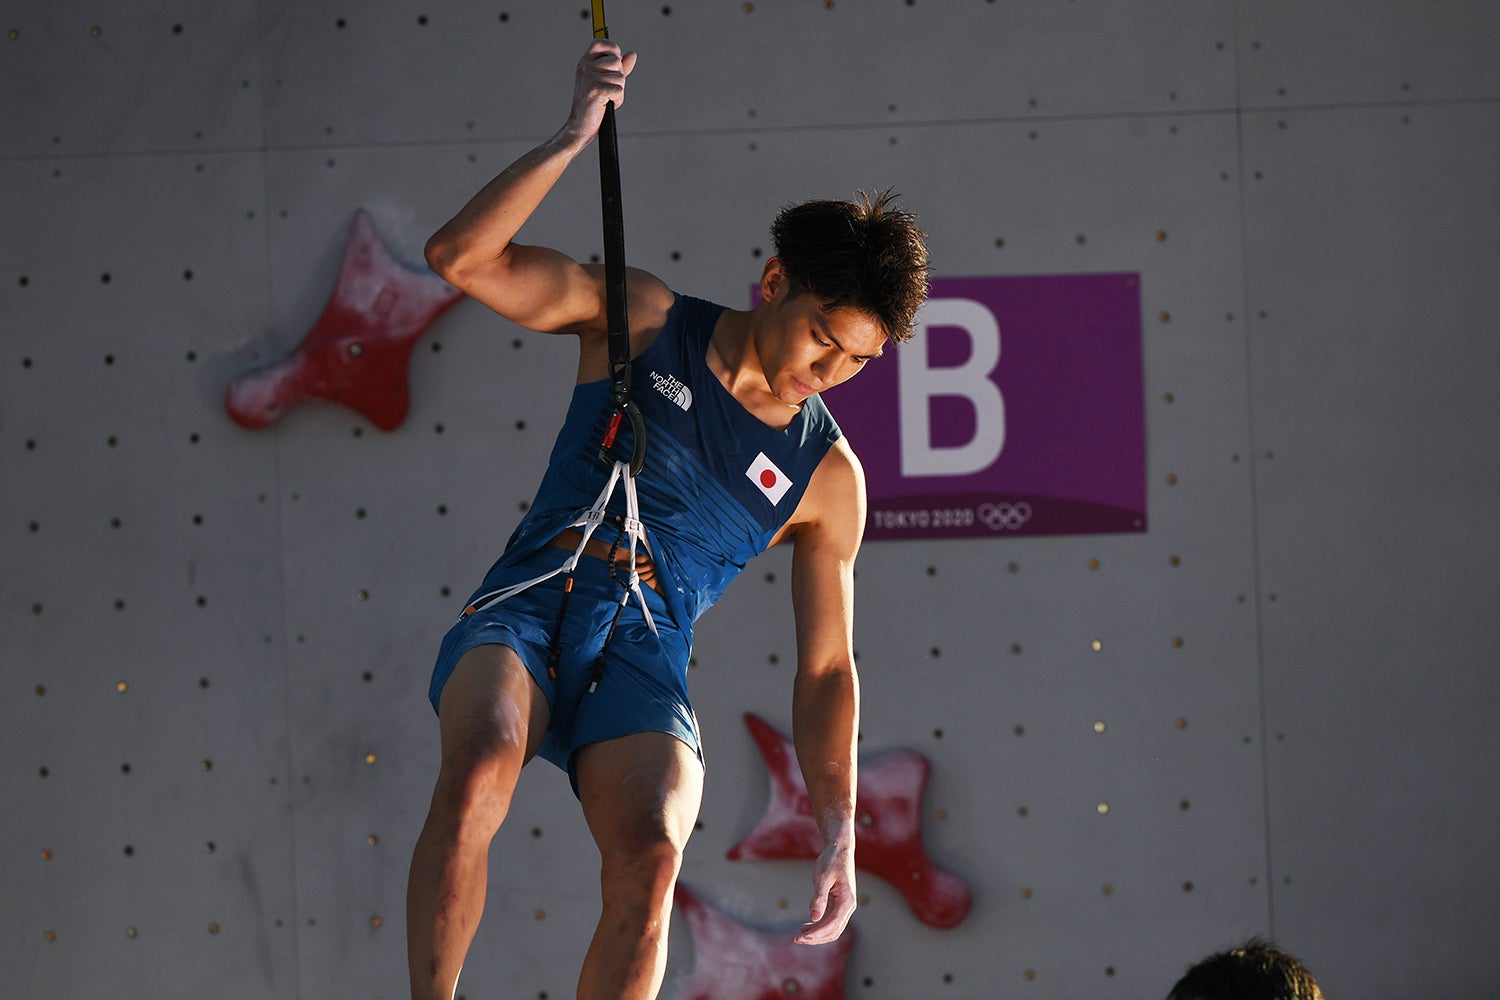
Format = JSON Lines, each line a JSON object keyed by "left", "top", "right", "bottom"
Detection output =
{"left": 746, "top": 451, "right": 793, "bottom": 506}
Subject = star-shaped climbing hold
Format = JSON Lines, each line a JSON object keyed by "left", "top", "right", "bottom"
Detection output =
{"left": 225, "top": 209, "right": 465, "bottom": 431}
{"left": 673, "top": 882, "right": 854, "bottom": 1000}
{"left": 727, "top": 713, "right": 972, "bottom": 930}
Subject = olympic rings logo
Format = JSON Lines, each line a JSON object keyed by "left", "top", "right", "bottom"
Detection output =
{"left": 978, "top": 502, "right": 1032, "bottom": 531}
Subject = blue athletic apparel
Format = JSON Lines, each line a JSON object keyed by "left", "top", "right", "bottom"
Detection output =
{"left": 430, "top": 546, "right": 693, "bottom": 790}
{"left": 429, "top": 291, "right": 843, "bottom": 779}
{"left": 492, "top": 292, "right": 842, "bottom": 631}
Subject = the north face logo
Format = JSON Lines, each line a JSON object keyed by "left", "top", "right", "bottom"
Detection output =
{"left": 650, "top": 370, "right": 693, "bottom": 411}
{"left": 746, "top": 452, "right": 793, "bottom": 505}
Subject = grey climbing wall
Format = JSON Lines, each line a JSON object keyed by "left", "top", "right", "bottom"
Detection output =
{"left": 3, "top": 3, "right": 1498, "bottom": 999}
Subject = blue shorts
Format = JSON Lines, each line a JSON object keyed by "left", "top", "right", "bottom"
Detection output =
{"left": 429, "top": 545, "right": 700, "bottom": 789}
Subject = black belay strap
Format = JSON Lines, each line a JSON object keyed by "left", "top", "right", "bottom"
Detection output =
{"left": 592, "top": 3, "right": 646, "bottom": 476}
{"left": 564, "top": 0, "right": 644, "bottom": 694}
{"left": 595, "top": 102, "right": 646, "bottom": 474}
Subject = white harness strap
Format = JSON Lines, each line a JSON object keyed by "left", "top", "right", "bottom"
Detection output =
{"left": 459, "top": 459, "right": 657, "bottom": 636}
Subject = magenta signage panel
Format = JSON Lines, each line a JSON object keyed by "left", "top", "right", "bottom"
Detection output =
{"left": 817, "top": 273, "right": 1145, "bottom": 540}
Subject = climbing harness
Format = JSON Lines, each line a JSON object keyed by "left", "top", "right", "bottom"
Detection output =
{"left": 458, "top": 1, "right": 653, "bottom": 695}
{"left": 458, "top": 460, "right": 656, "bottom": 692}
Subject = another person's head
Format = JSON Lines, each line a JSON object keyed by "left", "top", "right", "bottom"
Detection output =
{"left": 1167, "top": 938, "right": 1324, "bottom": 1000}
{"left": 770, "top": 190, "right": 929, "bottom": 344}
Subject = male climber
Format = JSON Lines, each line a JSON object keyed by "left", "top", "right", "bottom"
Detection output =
{"left": 406, "top": 39, "right": 929, "bottom": 1000}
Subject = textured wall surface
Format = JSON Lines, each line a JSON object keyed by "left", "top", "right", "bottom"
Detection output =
{"left": 3, "top": 3, "right": 1498, "bottom": 999}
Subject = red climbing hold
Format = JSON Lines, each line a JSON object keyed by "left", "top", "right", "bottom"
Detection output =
{"left": 727, "top": 712, "right": 972, "bottom": 929}
{"left": 674, "top": 882, "right": 854, "bottom": 1000}
{"left": 225, "top": 209, "right": 465, "bottom": 432}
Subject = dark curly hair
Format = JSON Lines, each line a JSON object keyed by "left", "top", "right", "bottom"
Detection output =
{"left": 1166, "top": 939, "right": 1324, "bottom": 1000}
{"left": 770, "top": 189, "right": 929, "bottom": 344}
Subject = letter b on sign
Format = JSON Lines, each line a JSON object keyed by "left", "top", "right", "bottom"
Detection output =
{"left": 898, "top": 298, "right": 1005, "bottom": 476}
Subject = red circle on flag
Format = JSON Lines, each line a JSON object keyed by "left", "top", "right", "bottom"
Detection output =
{"left": 760, "top": 469, "right": 778, "bottom": 489}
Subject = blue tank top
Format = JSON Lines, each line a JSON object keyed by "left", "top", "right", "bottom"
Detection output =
{"left": 497, "top": 293, "right": 843, "bottom": 631}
